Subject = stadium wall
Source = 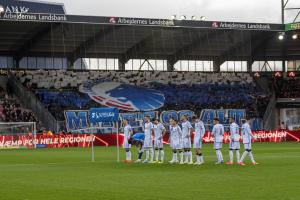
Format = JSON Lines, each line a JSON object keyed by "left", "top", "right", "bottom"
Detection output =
{"left": 0, "top": 130, "right": 299, "bottom": 149}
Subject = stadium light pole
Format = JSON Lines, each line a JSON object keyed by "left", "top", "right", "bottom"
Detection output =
{"left": 281, "top": 0, "right": 286, "bottom": 24}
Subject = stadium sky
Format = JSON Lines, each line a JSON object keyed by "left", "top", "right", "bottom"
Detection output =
{"left": 45, "top": 0, "right": 299, "bottom": 23}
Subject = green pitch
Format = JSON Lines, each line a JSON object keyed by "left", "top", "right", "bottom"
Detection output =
{"left": 0, "top": 143, "right": 299, "bottom": 200}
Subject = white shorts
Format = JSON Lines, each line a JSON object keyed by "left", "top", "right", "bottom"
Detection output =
{"left": 193, "top": 137, "right": 202, "bottom": 149}
{"left": 214, "top": 142, "right": 223, "bottom": 150}
{"left": 143, "top": 138, "right": 153, "bottom": 148}
{"left": 243, "top": 143, "right": 252, "bottom": 150}
{"left": 154, "top": 139, "right": 163, "bottom": 149}
{"left": 229, "top": 141, "right": 240, "bottom": 150}
{"left": 122, "top": 139, "right": 131, "bottom": 149}
{"left": 182, "top": 138, "right": 191, "bottom": 149}
{"left": 171, "top": 139, "right": 182, "bottom": 150}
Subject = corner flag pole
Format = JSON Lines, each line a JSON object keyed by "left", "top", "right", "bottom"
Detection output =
{"left": 116, "top": 121, "right": 120, "bottom": 162}
{"left": 91, "top": 133, "right": 95, "bottom": 162}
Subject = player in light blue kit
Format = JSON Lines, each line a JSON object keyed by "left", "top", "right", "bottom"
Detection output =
{"left": 153, "top": 118, "right": 166, "bottom": 163}
{"left": 192, "top": 115, "right": 205, "bottom": 165}
{"left": 226, "top": 117, "right": 241, "bottom": 165}
{"left": 239, "top": 119, "right": 258, "bottom": 166}
{"left": 211, "top": 118, "right": 224, "bottom": 164}
{"left": 181, "top": 115, "right": 193, "bottom": 164}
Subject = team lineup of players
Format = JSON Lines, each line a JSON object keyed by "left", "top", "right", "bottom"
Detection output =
{"left": 122, "top": 115, "right": 258, "bottom": 165}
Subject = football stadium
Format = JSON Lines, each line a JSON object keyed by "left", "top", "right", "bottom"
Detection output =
{"left": 0, "top": 0, "right": 300, "bottom": 199}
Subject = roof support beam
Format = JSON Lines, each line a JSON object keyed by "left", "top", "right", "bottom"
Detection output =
{"left": 167, "top": 30, "right": 229, "bottom": 66}
{"left": 13, "top": 23, "right": 61, "bottom": 61}
{"left": 119, "top": 31, "right": 161, "bottom": 64}
{"left": 217, "top": 32, "right": 260, "bottom": 66}
{"left": 69, "top": 25, "right": 122, "bottom": 63}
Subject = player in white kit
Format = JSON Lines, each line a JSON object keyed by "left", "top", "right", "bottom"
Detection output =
{"left": 226, "top": 117, "right": 241, "bottom": 165}
{"left": 169, "top": 118, "right": 184, "bottom": 164}
{"left": 181, "top": 115, "right": 193, "bottom": 164}
{"left": 192, "top": 115, "right": 205, "bottom": 165}
{"left": 239, "top": 119, "right": 258, "bottom": 166}
{"left": 211, "top": 118, "right": 224, "bottom": 164}
{"left": 153, "top": 118, "right": 166, "bottom": 163}
{"left": 143, "top": 115, "right": 155, "bottom": 163}
{"left": 122, "top": 119, "right": 133, "bottom": 163}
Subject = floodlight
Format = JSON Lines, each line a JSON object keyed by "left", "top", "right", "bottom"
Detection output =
{"left": 0, "top": 5, "right": 4, "bottom": 13}
{"left": 292, "top": 34, "right": 298, "bottom": 40}
{"left": 200, "top": 16, "right": 206, "bottom": 21}
{"left": 171, "top": 15, "right": 176, "bottom": 20}
{"left": 180, "top": 15, "right": 186, "bottom": 20}
{"left": 278, "top": 32, "right": 285, "bottom": 40}
{"left": 191, "top": 15, "right": 197, "bottom": 20}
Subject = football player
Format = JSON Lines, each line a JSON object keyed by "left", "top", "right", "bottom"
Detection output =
{"left": 122, "top": 119, "right": 133, "bottom": 162}
{"left": 239, "top": 119, "right": 258, "bottom": 166}
{"left": 181, "top": 115, "right": 193, "bottom": 164}
{"left": 169, "top": 118, "right": 184, "bottom": 164}
{"left": 143, "top": 115, "right": 155, "bottom": 163}
{"left": 211, "top": 118, "right": 224, "bottom": 164}
{"left": 192, "top": 115, "right": 205, "bottom": 165}
{"left": 226, "top": 117, "right": 241, "bottom": 165}
{"left": 153, "top": 118, "right": 166, "bottom": 163}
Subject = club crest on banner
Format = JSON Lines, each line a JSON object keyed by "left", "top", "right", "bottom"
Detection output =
{"left": 79, "top": 81, "right": 165, "bottom": 111}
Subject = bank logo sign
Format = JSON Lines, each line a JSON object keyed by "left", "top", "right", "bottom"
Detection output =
{"left": 0, "top": 4, "right": 67, "bottom": 22}
{"left": 0, "top": 5, "right": 29, "bottom": 14}
{"left": 79, "top": 81, "right": 165, "bottom": 112}
{"left": 108, "top": 17, "right": 175, "bottom": 26}
{"left": 211, "top": 21, "right": 271, "bottom": 30}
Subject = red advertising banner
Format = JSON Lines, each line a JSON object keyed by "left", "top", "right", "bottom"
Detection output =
{"left": 0, "top": 130, "right": 299, "bottom": 149}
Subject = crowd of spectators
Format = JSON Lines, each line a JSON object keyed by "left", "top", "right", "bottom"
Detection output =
{"left": 15, "top": 70, "right": 270, "bottom": 121}
{"left": 0, "top": 86, "right": 37, "bottom": 123}
{"left": 274, "top": 78, "right": 300, "bottom": 98}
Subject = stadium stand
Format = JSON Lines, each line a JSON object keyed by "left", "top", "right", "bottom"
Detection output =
{"left": 15, "top": 70, "right": 269, "bottom": 121}
{"left": 0, "top": 86, "right": 37, "bottom": 123}
{"left": 274, "top": 78, "right": 300, "bottom": 98}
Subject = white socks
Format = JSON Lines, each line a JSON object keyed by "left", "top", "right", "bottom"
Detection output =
{"left": 200, "top": 155, "right": 204, "bottom": 163}
{"left": 173, "top": 152, "right": 177, "bottom": 162}
{"left": 150, "top": 148, "right": 154, "bottom": 162}
{"left": 189, "top": 152, "right": 193, "bottom": 162}
{"left": 185, "top": 152, "right": 189, "bottom": 162}
{"left": 249, "top": 152, "right": 256, "bottom": 163}
{"left": 126, "top": 151, "right": 131, "bottom": 161}
{"left": 180, "top": 152, "right": 184, "bottom": 163}
{"left": 155, "top": 150, "right": 159, "bottom": 161}
{"left": 160, "top": 150, "right": 164, "bottom": 162}
{"left": 145, "top": 150, "right": 149, "bottom": 160}
{"left": 240, "top": 151, "right": 248, "bottom": 162}
{"left": 155, "top": 150, "right": 164, "bottom": 162}
{"left": 229, "top": 150, "right": 233, "bottom": 162}
{"left": 216, "top": 150, "right": 224, "bottom": 162}
{"left": 236, "top": 150, "right": 240, "bottom": 163}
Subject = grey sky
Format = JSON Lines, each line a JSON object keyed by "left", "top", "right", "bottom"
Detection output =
{"left": 45, "top": 0, "right": 299, "bottom": 23}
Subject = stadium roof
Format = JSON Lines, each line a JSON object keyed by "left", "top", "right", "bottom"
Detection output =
{"left": 0, "top": 0, "right": 299, "bottom": 69}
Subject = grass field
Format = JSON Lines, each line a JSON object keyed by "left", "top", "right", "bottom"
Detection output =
{"left": 0, "top": 143, "right": 299, "bottom": 200}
